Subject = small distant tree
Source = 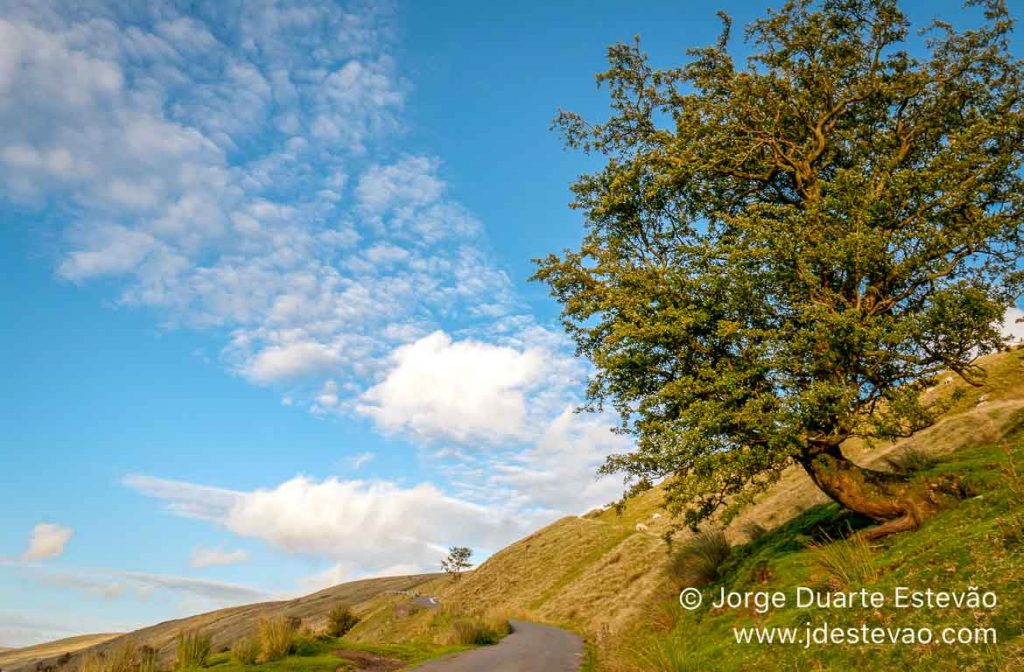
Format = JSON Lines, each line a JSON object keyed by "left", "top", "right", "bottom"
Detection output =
{"left": 441, "top": 546, "right": 473, "bottom": 581}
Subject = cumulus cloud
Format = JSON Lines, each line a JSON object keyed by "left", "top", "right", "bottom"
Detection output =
{"left": 358, "top": 331, "right": 544, "bottom": 442}
{"left": 189, "top": 547, "right": 249, "bottom": 569}
{"left": 20, "top": 523, "right": 73, "bottom": 561}
{"left": 125, "top": 473, "right": 526, "bottom": 577}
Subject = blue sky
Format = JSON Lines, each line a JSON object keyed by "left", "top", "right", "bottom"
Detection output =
{"left": 1, "top": 0, "right": 1021, "bottom": 648}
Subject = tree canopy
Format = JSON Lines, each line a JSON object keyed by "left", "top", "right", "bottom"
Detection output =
{"left": 536, "top": 0, "right": 1023, "bottom": 535}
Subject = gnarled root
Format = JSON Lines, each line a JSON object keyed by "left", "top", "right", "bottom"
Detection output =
{"left": 798, "top": 445, "right": 964, "bottom": 540}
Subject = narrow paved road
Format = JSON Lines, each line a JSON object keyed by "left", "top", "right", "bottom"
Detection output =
{"left": 410, "top": 619, "right": 583, "bottom": 672}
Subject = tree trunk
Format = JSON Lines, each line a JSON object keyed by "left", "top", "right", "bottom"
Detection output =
{"left": 797, "top": 443, "right": 960, "bottom": 540}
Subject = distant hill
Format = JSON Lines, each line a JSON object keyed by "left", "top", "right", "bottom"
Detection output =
{"left": 0, "top": 635, "right": 121, "bottom": 669}
{"left": 2, "top": 575, "right": 438, "bottom": 672}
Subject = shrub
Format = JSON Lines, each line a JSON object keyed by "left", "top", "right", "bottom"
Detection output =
{"left": 450, "top": 618, "right": 507, "bottom": 646}
{"left": 326, "top": 605, "right": 360, "bottom": 638}
{"left": 669, "top": 530, "right": 731, "bottom": 586}
{"left": 175, "top": 631, "right": 212, "bottom": 671}
{"left": 884, "top": 447, "right": 939, "bottom": 474}
{"left": 257, "top": 616, "right": 295, "bottom": 662}
{"left": 741, "top": 521, "right": 768, "bottom": 542}
{"left": 808, "top": 534, "right": 878, "bottom": 590}
{"left": 229, "top": 637, "right": 259, "bottom": 666}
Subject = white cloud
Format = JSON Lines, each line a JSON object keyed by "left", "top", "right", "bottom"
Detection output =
{"left": 356, "top": 156, "right": 444, "bottom": 214}
{"left": 3, "top": 0, "right": 633, "bottom": 590}
{"left": 242, "top": 341, "right": 341, "bottom": 384}
{"left": 490, "top": 409, "right": 627, "bottom": 516}
{"left": 1002, "top": 306, "right": 1024, "bottom": 343}
{"left": 189, "top": 547, "right": 249, "bottom": 569}
{"left": 125, "top": 474, "right": 525, "bottom": 577}
{"left": 357, "top": 331, "right": 544, "bottom": 442}
{"left": 20, "top": 523, "right": 73, "bottom": 561}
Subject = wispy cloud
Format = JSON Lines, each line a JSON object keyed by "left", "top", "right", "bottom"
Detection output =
{"left": 12, "top": 564, "right": 270, "bottom": 605}
{"left": 350, "top": 452, "right": 375, "bottom": 469}
{"left": 189, "top": 547, "right": 250, "bottom": 569}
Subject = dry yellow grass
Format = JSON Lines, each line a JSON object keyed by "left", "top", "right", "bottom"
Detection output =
{"left": 0, "top": 634, "right": 122, "bottom": 668}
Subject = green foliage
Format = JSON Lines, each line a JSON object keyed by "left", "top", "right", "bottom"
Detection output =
{"left": 256, "top": 618, "right": 295, "bottom": 662}
{"left": 229, "top": 638, "right": 258, "bottom": 666}
{"left": 441, "top": 546, "right": 473, "bottom": 581}
{"left": 536, "top": 0, "right": 1024, "bottom": 526}
{"left": 175, "top": 632, "right": 212, "bottom": 672}
{"left": 669, "top": 530, "right": 731, "bottom": 586}
{"left": 325, "top": 605, "right": 360, "bottom": 638}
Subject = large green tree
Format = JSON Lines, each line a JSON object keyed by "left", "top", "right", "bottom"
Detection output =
{"left": 536, "top": 0, "right": 1024, "bottom": 539}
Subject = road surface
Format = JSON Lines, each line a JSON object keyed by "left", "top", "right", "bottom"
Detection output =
{"left": 410, "top": 619, "right": 583, "bottom": 672}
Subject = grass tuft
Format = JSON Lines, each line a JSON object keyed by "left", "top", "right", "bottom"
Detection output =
{"left": 229, "top": 637, "right": 259, "bottom": 666}
{"left": 669, "top": 529, "right": 731, "bottom": 586}
{"left": 175, "top": 631, "right": 212, "bottom": 671}
{"left": 633, "top": 635, "right": 701, "bottom": 672}
{"left": 807, "top": 533, "right": 878, "bottom": 591}
{"left": 326, "top": 604, "right": 360, "bottom": 638}
{"left": 256, "top": 617, "right": 295, "bottom": 662}
{"left": 449, "top": 617, "right": 508, "bottom": 646}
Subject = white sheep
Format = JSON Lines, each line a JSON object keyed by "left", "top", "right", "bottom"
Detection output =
{"left": 635, "top": 523, "right": 649, "bottom": 532}
{"left": 651, "top": 513, "right": 662, "bottom": 520}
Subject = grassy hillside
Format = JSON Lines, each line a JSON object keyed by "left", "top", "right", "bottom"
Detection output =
{"left": 344, "top": 348, "right": 1024, "bottom": 670}
{"left": 12, "top": 349, "right": 1023, "bottom": 672}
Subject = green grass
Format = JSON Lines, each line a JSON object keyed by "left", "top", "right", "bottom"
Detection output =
{"left": 207, "top": 636, "right": 467, "bottom": 672}
{"left": 629, "top": 435, "right": 1024, "bottom": 671}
